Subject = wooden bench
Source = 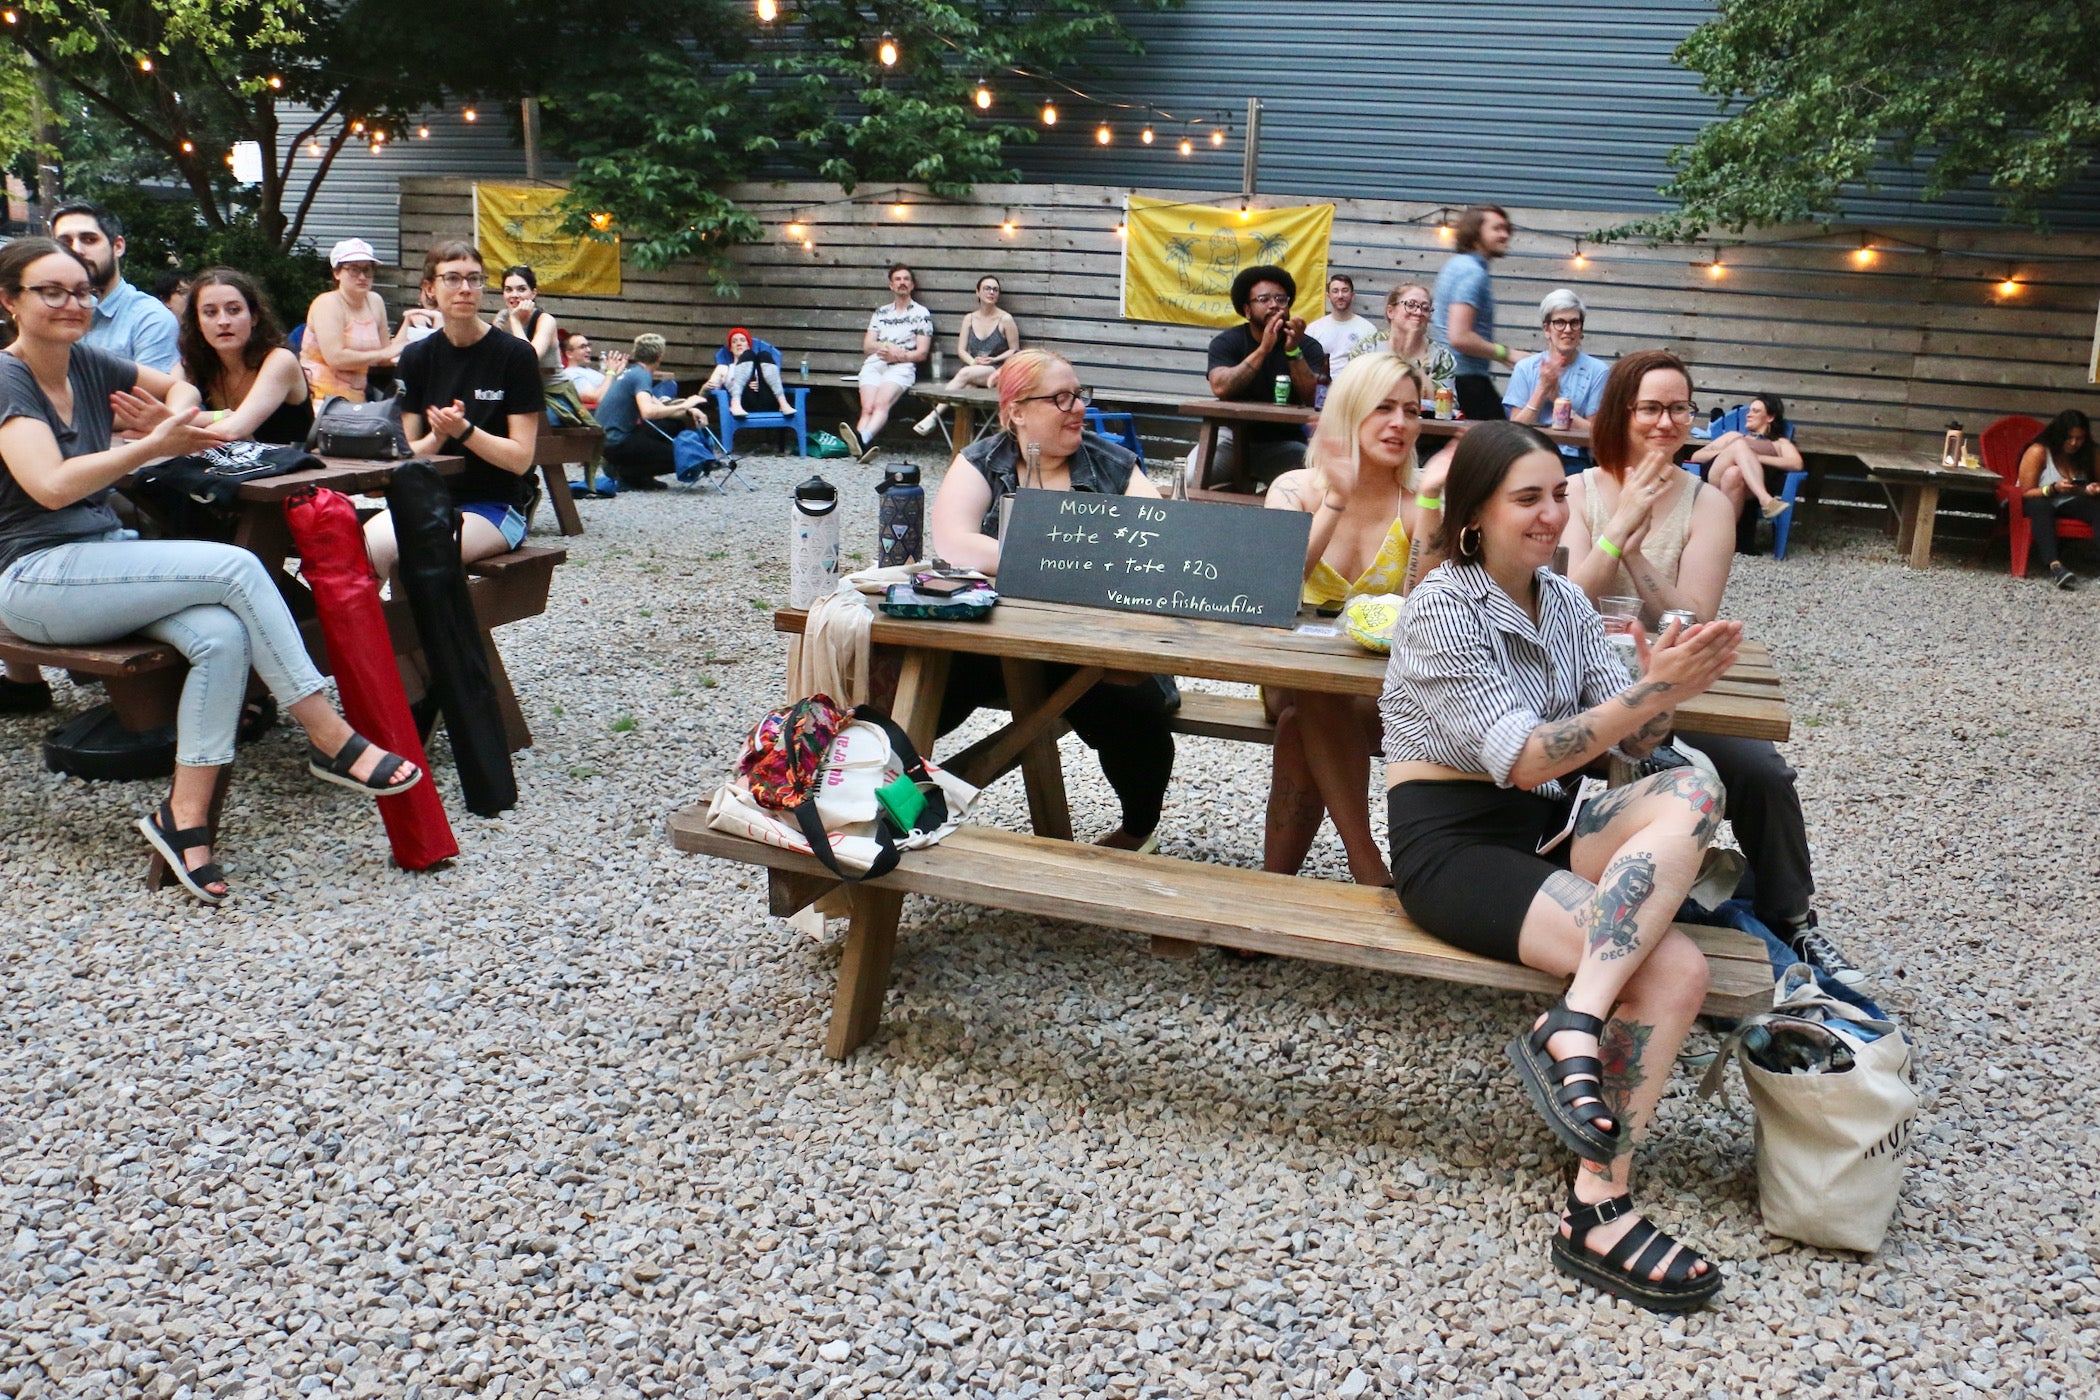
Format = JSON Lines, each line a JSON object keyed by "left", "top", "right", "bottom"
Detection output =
{"left": 0, "top": 626, "right": 186, "bottom": 734}
{"left": 531, "top": 427, "right": 603, "bottom": 537}
{"left": 668, "top": 814, "right": 1775, "bottom": 1058}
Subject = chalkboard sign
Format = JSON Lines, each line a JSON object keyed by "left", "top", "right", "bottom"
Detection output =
{"left": 996, "top": 489, "right": 1310, "bottom": 628}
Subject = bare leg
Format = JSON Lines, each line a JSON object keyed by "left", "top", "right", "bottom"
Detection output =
{"left": 165, "top": 761, "right": 230, "bottom": 897}
{"left": 948, "top": 364, "right": 999, "bottom": 390}
{"left": 1262, "top": 697, "right": 1326, "bottom": 875}
{"left": 1513, "top": 768, "right": 1724, "bottom": 1279}
{"left": 1720, "top": 440, "right": 1780, "bottom": 510}
{"left": 858, "top": 381, "right": 907, "bottom": 440}
{"left": 1291, "top": 691, "right": 1390, "bottom": 884}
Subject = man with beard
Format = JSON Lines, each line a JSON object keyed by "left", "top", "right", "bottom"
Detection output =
{"left": 52, "top": 202, "right": 181, "bottom": 373}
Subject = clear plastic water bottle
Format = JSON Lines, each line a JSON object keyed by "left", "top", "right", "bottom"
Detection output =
{"left": 799, "top": 356, "right": 809, "bottom": 381}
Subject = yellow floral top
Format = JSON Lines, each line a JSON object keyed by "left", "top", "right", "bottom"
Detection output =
{"left": 1303, "top": 514, "right": 1411, "bottom": 608}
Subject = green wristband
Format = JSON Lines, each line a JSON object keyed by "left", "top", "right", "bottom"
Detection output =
{"left": 1415, "top": 495, "right": 1442, "bottom": 510}
{"left": 1284, "top": 347, "right": 1303, "bottom": 359}
{"left": 1596, "top": 535, "right": 1623, "bottom": 560}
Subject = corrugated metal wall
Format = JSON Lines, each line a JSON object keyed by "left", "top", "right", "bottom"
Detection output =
{"left": 1005, "top": 1, "right": 2100, "bottom": 229}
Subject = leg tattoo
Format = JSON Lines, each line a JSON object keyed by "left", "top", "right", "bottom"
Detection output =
{"left": 1541, "top": 868, "right": 1594, "bottom": 915}
{"left": 1580, "top": 853, "right": 1657, "bottom": 961}
{"left": 1588, "top": 1017, "right": 1653, "bottom": 1184}
{"left": 1574, "top": 781, "right": 1644, "bottom": 837}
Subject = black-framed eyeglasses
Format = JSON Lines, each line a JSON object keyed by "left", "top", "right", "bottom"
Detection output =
{"left": 1016, "top": 388, "right": 1094, "bottom": 413}
{"left": 20, "top": 284, "right": 99, "bottom": 310}
{"left": 1546, "top": 316, "right": 1585, "bottom": 330}
{"left": 1396, "top": 299, "right": 1432, "bottom": 314}
{"left": 434, "top": 272, "right": 487, "bottom": 290}
{"left": 1633, "top": 400, "right": 1698, "bottom": 421}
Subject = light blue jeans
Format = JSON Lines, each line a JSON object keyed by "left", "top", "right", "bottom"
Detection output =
{"left": 0, "top": 535, "right": 327, "bottom": 767}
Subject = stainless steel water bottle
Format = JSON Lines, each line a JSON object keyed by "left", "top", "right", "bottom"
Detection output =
{"left": 876, "top": 463, "right": 924, "bottom": 568}
{"left": 790, "top": 475, "right": 840, "bottom": 606}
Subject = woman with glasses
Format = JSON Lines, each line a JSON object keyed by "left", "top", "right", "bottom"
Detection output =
{"left": 1373, "top": 283, "right": 1456, "bottom": 400}
{"left": 177, "top": 268, "right": 312, "bottom": 447}
{"left": 1563, "top": 350, "right": 1868, "bottom": 989}
{"left": 1260, "top": 353, "right": 1436, "bottom": 885}
{"left": 1687, "top": 391, "right": 1800, "bottom": 521}
{"left": 494, "top": 265, "right": 562, "bottom": 383}
{"left": 0, "top": 238, "right": 424, "bottom": 904}
{"left": 362, "top": 242, "right": 543, "bottom": 581}
{"left": 300, "top": 237, "right": 415, "bottom": 403}
{"left": 927, "top": 348, "right": 1175, "bottom": 852}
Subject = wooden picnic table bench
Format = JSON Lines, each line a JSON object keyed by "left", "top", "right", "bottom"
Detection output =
{"left": 530, "top": 425, "right": 602, "bottom": 536}
{"left": 1856, "top": 451, "right": 2002, "bottom": 569}
{"left": 669, "top": 596, "right": 1788, "bottom": 1059}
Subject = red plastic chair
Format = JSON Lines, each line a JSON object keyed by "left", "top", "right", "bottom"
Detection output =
{"left": 1980, "top": 415, "right": 2082, "bottom": 578}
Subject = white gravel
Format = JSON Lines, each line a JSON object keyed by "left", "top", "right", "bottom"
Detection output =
{"left": 1, "top": 452, "right": 2095, "bottom": 1399}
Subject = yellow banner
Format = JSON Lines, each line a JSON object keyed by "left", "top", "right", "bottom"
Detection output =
{"left": 472, "top": 183, "right": 621, "bottom": 297}
{"left": 1121, "top": 196, "right": 1332, "bottom": 328}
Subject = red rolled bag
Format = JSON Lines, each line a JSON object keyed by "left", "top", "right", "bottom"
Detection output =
{"left": 384, "top": 461, "right": 519, "bottom": 816}
{"left": 281, "top": 485, "right": 459, "bottom": 869}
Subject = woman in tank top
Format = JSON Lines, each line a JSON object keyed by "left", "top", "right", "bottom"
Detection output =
{"left": 912, "top": 274, "right": 1021, "bottom": 436}
{"left": 178, "top": 268, "right": 313, "bottom": 446}
{"left": 300, "top": 238, "right": 414, "bottom": 402}
{"left": 1561, "top": 350, "right": 1735, "bottom": 626}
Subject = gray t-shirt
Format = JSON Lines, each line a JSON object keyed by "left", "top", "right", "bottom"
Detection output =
{"left": 0, "top": 346, "right": 135, "bottom": 572}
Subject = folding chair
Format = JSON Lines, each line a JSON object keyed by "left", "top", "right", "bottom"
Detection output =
{"left": 645, "top": 382, "right": 752, "bottom": 493}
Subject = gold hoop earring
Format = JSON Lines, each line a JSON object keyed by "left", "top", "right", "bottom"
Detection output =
{"left": 1457, "top": 524, "right": 1481, "bottom": 559}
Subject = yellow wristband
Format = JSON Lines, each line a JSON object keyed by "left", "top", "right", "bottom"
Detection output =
{"left": 1596, "top": 536, "right": 1623, "bottom": 560}
{"left": 1415, "top": 495, "right": 1442, "bottom": 510}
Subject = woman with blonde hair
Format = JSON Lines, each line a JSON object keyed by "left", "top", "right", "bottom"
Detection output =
{"left": 928, "top": 348, "right": 1174, "bottom": 851}
{"left": 1261, "top": 352, "right": 1437, "bottom": 884}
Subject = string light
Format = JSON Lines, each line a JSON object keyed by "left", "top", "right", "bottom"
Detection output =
{"left": 1, "top": 11, "right": 17, "bottom": 24}
{"left": 802, "top": 238, "right": 814, "bottom": 252}
{"left": 267, "top": 75, "right": 282, "bottom": 90}
{"left": 372, "top": 129, "right": 386, "bottom": 143}
{"left": 1571, "top": 239, "right": 1587, "bottom": 269}
{"left": 1210, "top": 127, "right": 1224, "bottom": 146}
{"left": 1239, "top": 197, "right": 1251, "bottom": 222}
{"left": 138, "top": 55, "right": 153, "bottom": 71}
{"left": 1706, "top": 250, "right": 1725, "bottom": 280}
{"left": 786, "top": 220, "right": 805, "bottom": 237}
{"left": 370, "top": 142, "right": 382, "bottom": 154}
{"left": 351, "top": 120, "right": 365, "bottom": 133}
{"left": 1114, "top": 220, "right": 1126, "bottom": 238}
{"left": 1852, "top": 235, "right": 1876, "bottom": 268}
{"left": 1096, "top": 122, "right": 1112, "bottom": 145}
{"left": 1041, "top": 101, "right": 1057, "bottom": 126}
{"left": 974, "top": 80, "right": 992, "bottom": 110}
{"left": 1997, "top": 270, "right": 2020, "bottom": 297}
{"left": 1178, "top": 136, "right": 1193, "bottom": 156}
{"left": 891, "top": 199, "right": 908, "bottom": 219}
{"left": 180, "top": 140, "right": 194, "bottom": 152}
{"left": 1140, "top": 117, "right": 1154, "bottom": 145}
{"left": 590, "top": 211, "right": 614, "bottom": 231}
{"left": 756, "top": 0, "right": 776, "bottom": 19}
{"left": 223, "top": 152, "right": 233, "bottom": 165}
{"left": 308, "top": 140, "right": 321, "bottom": 156}
{"left": 417, "top": 125, "right": 429, "bottom": 139}
{"left": 463, "top": 107, "right": 477, "bottom": 122}
{"left": 877, "top": 31, "right": 897, "bottom": 66}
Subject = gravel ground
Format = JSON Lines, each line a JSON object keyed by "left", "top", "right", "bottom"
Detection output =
{"left": 2, "top": 450, "right": 2095, "bottom": 1400}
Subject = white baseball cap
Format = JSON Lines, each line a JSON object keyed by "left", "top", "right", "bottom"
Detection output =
{"left": 329, "top": 237, "right": 379, "bottom": 268}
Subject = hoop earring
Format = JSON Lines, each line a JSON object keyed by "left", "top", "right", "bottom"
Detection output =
{"left": 1457, "top": 524, "right": 1481, "bottom": 560}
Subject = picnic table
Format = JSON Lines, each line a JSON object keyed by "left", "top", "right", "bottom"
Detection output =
{"left": 669, "top": 596, "right": 1789, "bottom": 1059}
{"left": 1181, "top": 399, "right": 1592, "bottom": 492}
{"left": 1857, "top": 451, "right": 2002, "bottom": 569}
{"left": 0, "top": 454, "right": 564, "bottom": 889}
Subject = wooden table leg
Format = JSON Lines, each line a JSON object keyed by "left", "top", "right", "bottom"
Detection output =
{"left": 999, "top": 658, "right": 1075, "bottom": 841}
{"left": 822, "top": 646, "right": 950, "bottom": 1059}
{"left": 1192, "top": 419, "right": 1220, "bottom": 491}
{"left": 540, "top": 462, "right": 584, "bottom": 537}
{"left": 950, "top": 402, "right": 974, "bottom": 454}
{"left": 1908, "top": 484, "right": 1941, "bottom": 569}
{"left": 1892, "top": 484, "right": 1921, "bottom": 559}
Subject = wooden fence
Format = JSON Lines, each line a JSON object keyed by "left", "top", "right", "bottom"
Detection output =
{"left": 393, "top": 178, "right": 2100, "bottom": 455}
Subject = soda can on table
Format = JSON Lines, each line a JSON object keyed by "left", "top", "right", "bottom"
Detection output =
{"left": 1659, "top": 608, "right": 1699, "bottom": 635}
{"left": 1434, "top": 385, "right": 1453, "bottom": 419}
{"left": 1552, "top": 396, "right": 1573, "bottom": 430}
{"left": 1273, "top": 374, "right": 1291, "bottom": 405}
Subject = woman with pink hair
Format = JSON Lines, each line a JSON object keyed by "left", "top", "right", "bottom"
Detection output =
{"left": 927, "top": 348, "right": 1175, "bottom": 851}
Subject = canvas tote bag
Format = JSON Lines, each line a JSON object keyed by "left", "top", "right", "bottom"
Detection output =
{"left": 1700, "top": 963, "right": 1919, "bottom": 1252}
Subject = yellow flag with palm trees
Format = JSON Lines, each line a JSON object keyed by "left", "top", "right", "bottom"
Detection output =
{"left": 1120, "top": 195, "right": 1332, "bottom": 328}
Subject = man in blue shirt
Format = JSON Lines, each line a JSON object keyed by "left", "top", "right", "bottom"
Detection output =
{"left": 597, "top": 334, "right": 708, "bottom": 490}
{"left": 1430, "top": 205, "right": 1516, "bottom": 421}
{"left": 1504, "top": 290, "right": 1610, "bottom": 468}
{"left": 51, "top": 202, "right": 181, "bottom": 373}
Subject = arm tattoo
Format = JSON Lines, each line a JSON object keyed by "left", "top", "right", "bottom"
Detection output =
{"left": 1618, "top": 680, "right": 1675, "bottom": 709}
{"left": 1275, "top": 479, "right": 1304, "bottom": 509}
{"left": 1540, "top": 869, "right": 1594, "bottom": 914}
{"left": 1631, "top": 711, "right": 1675, "bottom": 743}
{"left": 1579, "top": 852, "right": 1657, "bottom": 961}
{"left": 1537, "top": 715, "right": 1596, "bottom": 761}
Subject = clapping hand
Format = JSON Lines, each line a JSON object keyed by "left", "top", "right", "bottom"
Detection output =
{"left": 602, "top": 350, "right": 629, "bottom": 380}
{"left": 113, "top": 391, "right": 220, "bottom": 457}
{"left": 1607, "top": 448, "right": 1676, "bottom": 538}
{"left": 426, "top": 400, "right": 470, "bottom": 440}
{"left": 1535, "top": 350, "right": 1565, "bottom": 398}
{"left": 1636, "top": 616, "right": 1742, "bottom": 697}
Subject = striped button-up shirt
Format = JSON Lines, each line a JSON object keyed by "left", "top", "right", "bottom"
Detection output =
{"left": 1380, "top": 560, "right": 1628, "bottom": 798}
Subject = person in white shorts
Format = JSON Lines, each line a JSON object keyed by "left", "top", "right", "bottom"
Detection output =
{"left": 843, "top": 264, "right": 932, "bottom": 456}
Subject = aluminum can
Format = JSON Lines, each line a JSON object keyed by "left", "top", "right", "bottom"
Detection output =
{"left": 1273, "top": 374, "right": 1291, "bottom": 405}
{"left": 1552, "top": 396, "right": 1573, "bottom": 430}
{"left": 1433, "top": 385, "right": 1453, "bottom": 419}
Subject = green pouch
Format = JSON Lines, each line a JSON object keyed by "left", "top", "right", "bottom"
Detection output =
{"left": 809, "top": 430, "right": 851, "bottom": 459}
{"left": 875, "top": 772, "right": 928, "bottom": 832}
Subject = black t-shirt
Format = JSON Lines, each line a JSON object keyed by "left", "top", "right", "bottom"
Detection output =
{"left": 398, "top": 327, "right": 544, "bottom": 509}
{"left": 1206, "top": 322, "right": 1327, "bottom": 442}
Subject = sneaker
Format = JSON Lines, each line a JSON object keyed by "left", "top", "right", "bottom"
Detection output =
{"left": 2050, "top": 562, "right": 2079, "bottom": 590}
{"left": 836, "top": 423, "right": 866, "bottom": 459}
{"left": 912, "top": 407, "right": 946, "bottom": 437}
{"left": 1761, "top": 497, "right": 1791, "bottom": 519}
{"left": 0, "top": 675, "right": 53, "bottom": 714}
{"left": 1786, "top": 914, "right": 1868, "bottom": 988}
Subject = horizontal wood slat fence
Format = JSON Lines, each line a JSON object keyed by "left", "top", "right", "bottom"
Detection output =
{"left": 393, "top": 178, "right": 2099, "bottom": 456}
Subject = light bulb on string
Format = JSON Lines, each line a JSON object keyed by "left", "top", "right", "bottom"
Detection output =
{"left": 1114, "top": 220, "right": 1126, "bottom": 238}
{"left": 1178, "top": 135, "right": 1193, "bottom": 156}
{"left": 974, "top": 80, "right": 992, "bottom": 110}
{"left": 1210, "top": 126, "right": 1224, "bottom": 146}
{"left": 803, "top": 238, "right": 814, "bottom": 252}
{"left": 1041, "top": 101, "right": 1057, "bottom": 126}
{"left": 891, "top": 198, "right": 908, "bottom": 219}
{"left": 180, "top": 140, "right": 194, "bottom": 153}
{"left": 1852, "top": 233, "right": 1877, "bottom": 268}
{"left": 589, "top": 211, "right": 614, "bottom": 231}
{"left": 1997, "top": 270, "right": 2020, "bottom": 297}
{"left": 1096, "top": 122, "right": 1112, "bottom": 145}
{"left": 1706, "top": 250, "right": 1725, "bottom": 280}
{"left": 417, "top": 125, "right": 428, "bottom": 138}
{"left": 1435, "top": 210, "right": 1453, "bottom": 242}
{"left": 1571, "top": 240, "right": 1587, "bottom": 269}
{"left": 786, "top": 220, "right": 805, "bottom": 238}
{"left": 2, "top": 12, "right": 17, "bottom": 24}
{"left": 463, "top": 107, "right": 477, "bottom": 122}
{"left": 351, "top": 120, "right": 364, "bottom": 133}
{"left": 308, "top": 140, "right": 321, "bottom": 156}
{"left": 138, "top": 55, "right": 153, "bottom": 71}
{"left": 1239, "top": 197, "right": 1251, "bottom": 222}
{"left": 1001, "top": 208, "right": 1016, "bottom": 236}
{"left": 877, "top": 32, "right": 897, "bottom": 66}
{"left": 1140, "top": 115, "right": 1154, "bottom": 145}
{"left": 267, "top": 75, "right": 282, "bottom": 90}
{"left": 756, "top": 0, "right": 776, "bottom": 20}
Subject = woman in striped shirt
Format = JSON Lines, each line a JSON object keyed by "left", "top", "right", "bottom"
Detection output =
{"left": 1382, "top": 421, "right": 1744, "bottom": 1313}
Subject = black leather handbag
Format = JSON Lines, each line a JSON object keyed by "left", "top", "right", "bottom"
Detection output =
{"left": 306, "top": 390, "right": 409, "bottom": 460}
{"left": 384, "top": 462, "right": 518, "bottom": 815}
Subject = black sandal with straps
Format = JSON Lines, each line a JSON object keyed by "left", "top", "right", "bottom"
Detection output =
{"left": 136, "top": 801, "right": 228, "bottom": 906}
{"left": 307, "top": 733, "right": 423, "bottom": 796}
{"left": 1507, "top": 1002, "right": 1623, "bottom": 1162}
{"left": 1552, "top": 1189, "right": 1725, "bottom": 1313}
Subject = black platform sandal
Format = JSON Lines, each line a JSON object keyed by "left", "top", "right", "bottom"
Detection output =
{"left": 136, "top": 801, "right": 228, "bottom": 905}
{"left": 1552, "top": 1189, "right": 1725, "bottom": 1313}
{"left": 1507, "top": 1002, "right": 1623, "bottom": 1162}
{"left": 308, "top": 733, "right": 423, "bottom": 796}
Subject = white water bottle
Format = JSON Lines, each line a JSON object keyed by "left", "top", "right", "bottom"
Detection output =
{"left": 790, "top": 475, "right": 840, "bottom": 607}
